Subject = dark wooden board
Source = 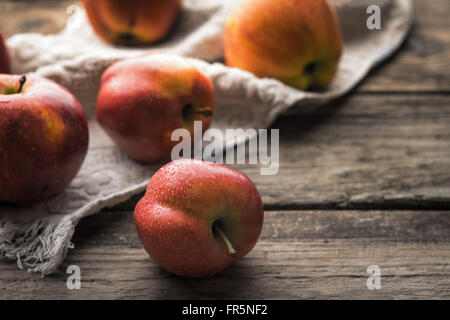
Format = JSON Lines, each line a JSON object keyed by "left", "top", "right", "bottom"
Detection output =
{"left": 358, "top": 0, "right": 450, "bottom": 92}
{"left": 0, "top": 0, "right": 449, "bottom": 300}
{"left": 0, "top": 210, "right": 449, "bottom": 299}
{"left": 112, "top": 94, "right": 450, "bottom": 211}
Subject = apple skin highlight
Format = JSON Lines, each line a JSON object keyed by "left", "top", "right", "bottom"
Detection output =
{"left": 0, "top": 74, "right": 89, "bottom": 205}
{"left": 224, "top": 0, "right": 343, "bottom": 90}
{"left": 83, "top": 0, "right": 181, "bottom": 46}
{"left": 134, "top": 159, "right": 264, "bottom": 277}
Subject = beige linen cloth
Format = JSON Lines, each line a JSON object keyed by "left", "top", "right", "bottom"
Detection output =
{"left": 0, "top": 0, "right": 413, "bottom": 275}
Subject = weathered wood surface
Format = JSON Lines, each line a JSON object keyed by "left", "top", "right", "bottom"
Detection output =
{"left": 359, "top": 0, "right": 450, "bottom": 92}
{"left": 0, "top": 0, "right": 449, "bottom": 300}
{"left": 113, "top": 94, "right": 450, "bottom": 211}
{"left": 0, "top": 0, "right": 449, "bottom": 93}
{"left": 1, "top": 210, "right": 449, "bottom": 299}
{"left": 0, "top": 0, "right": 77, "bottom": 37}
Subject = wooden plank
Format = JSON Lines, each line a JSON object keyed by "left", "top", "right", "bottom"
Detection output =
{"left": 358, "top": 0, "right": 450, "bottom": 92}
{"left": 258, "top": 94, "right": 450, "bottom": 209}
{"left": 0, "top": 0, "right": 78, "bottom": 37}
{"left": 111, "top": 94, "right": 450, "bottom": 211}
{"left": 0, "top": 0, "right": 449, "bottom": 92}
{"left": 0, "top": 0, "right": 447, "bottom": 301}
{"left": 257, "top": 94, "right": 450, "bottom": 209}
{"left": 0, "top": 210, "right": 449, "bottom": 299}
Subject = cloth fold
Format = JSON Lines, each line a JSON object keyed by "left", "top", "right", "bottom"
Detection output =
{"left": 0, "top": 0, "right": 413, "bottom": 274}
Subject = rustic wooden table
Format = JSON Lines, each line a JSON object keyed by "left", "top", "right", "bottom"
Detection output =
{"left": 0, "top": 0, "right": 449, "bottom": 299}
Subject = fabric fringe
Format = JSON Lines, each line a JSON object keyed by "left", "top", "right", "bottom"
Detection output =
{"left": 0, "top": 216, "right": 74, "bottom": 275}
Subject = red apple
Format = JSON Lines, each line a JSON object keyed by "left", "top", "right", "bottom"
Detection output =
{"left": 224, "top": 0, "right": 343, "bottom": 90}
{"left": 96, "top": 53, "right": 215, "bottom": 163}
{"left": 0, "top": 75, "right": 89, "bottom": 205}
{"left": 0, "top": 33, "right": 10, "bottom": 74}
{"left": 135, "top": 159, "right": 264, "bottom": 277}
{"left": 83, "top": 0, "right": 181, "bottom": 45}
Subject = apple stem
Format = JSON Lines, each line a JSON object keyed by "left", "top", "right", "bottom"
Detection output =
{"left": 194, "top": 108, "right": 213, "bottom": 117}
{"left": 214, "top": 225, "right": 237, "bottom": 258}
{"left": 18, "top": 75, "right": 27, "bottom": 93}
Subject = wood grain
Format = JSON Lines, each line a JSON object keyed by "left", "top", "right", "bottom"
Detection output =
{"left": 0, "top": 0, "right": 449, "bottom": 300}
{"left": 359, "top": 0, "right": 450, "bottom": 92}
{"left": 0, "top": 210, "right": 448, "bottom": 299}
{"left": 112, "top": 94, "right": 450, "bottom": 211}
{"left": 0, "top": 0, "right": 78, "bottom": 37}
{"left": 260, "top": 94, "right": 450, "bottom": 209}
